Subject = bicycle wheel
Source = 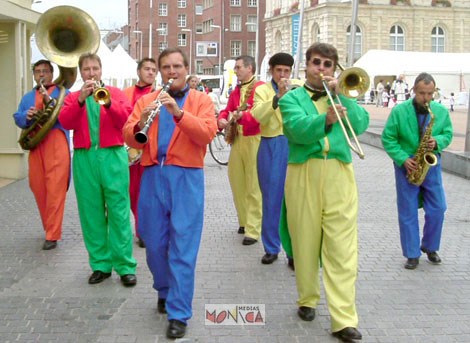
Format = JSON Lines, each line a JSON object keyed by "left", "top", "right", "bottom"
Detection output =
{"left": 209, "top": 131, "right": 230, "bottom": 166}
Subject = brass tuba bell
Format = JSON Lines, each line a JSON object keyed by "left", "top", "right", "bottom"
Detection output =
{"left": 18, "top": 6, "right": 100, "bottom": 150}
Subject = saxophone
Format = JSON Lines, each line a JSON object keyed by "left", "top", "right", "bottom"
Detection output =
{"left": 407, "top": 103, "right": 438, "bottom": 186}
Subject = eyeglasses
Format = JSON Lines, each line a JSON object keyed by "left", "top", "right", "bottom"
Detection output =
{"left": 311, "top": 58, "right": 334, "bottom": 69}
{"left": 33, "top": 69, "right": 52, "bottom": 74}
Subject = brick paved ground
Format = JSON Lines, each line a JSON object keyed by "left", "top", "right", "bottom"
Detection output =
{"left": 1, "top": 124, "right": 470, "bottom": 342}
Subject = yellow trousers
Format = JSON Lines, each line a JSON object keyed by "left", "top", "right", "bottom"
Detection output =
{"left": 284, "top": 158, "right": 359, "bottom": 331}
{"left": 228, "top": 134, "right": 262, "bottom": 239}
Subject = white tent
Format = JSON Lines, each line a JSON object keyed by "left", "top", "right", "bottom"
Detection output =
{"left": 354, "top": 50, "right": 470, "bottom": 104}
{"left": 108, "top": 44, "right": 138, "bottom": 89}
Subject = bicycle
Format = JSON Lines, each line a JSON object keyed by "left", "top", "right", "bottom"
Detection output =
{"left": 209, "top": 131, "right": 230, "bottom": 166}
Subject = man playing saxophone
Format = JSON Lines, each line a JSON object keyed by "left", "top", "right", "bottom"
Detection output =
{"left": 13, "top": 59, "right": 71, "bottom": 251}
{"left": 382, "top": 72, "right": 453, "bottom": 270}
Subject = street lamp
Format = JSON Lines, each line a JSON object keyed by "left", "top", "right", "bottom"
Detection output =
{"left": 210, "top": 25, "right": 222, "bottom": 75}
{"left": 133, "top": 30, "right": 143, "bottom": 61}
{"left": 182, "top": 28, "right": 192, "bottom": 75}
{"left": 149, "top": 0, "right": 153, "bottom": 58}
{"left": 156, "top": 28, "right": 167, "bottom": 52}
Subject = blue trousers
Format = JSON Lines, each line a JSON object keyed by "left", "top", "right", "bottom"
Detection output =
{"left": 393, "top": 160, "right": 447, "bottom": 258}
{"left": 138, "top": 164, "right": 204, "bottom": 324}
{"left": 257, "top": 135, "right": 288, "bottom": 254}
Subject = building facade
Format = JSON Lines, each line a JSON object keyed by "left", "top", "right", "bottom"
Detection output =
{"left": 127, "top": 0, "right": 265, "bottom": 76}
{"left": 264, "top": 0, "right": 470, "bottom": 70}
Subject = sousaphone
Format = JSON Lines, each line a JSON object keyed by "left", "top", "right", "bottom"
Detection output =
{"left": 18, "top": 6, "right": 100, "bottom": 150}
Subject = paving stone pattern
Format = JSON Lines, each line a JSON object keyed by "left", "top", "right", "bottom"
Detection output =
{"left": 0, "top": 144, "right": 469, "bottom": 343}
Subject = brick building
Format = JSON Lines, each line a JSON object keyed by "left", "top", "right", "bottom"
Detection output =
{"left": 126, "top": 0, "right": 266, "bottom": 76}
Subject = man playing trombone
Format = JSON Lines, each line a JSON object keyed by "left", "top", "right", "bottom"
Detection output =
{"left": 123, "top": 48, "right": 217, "bottom": 339}
{"left": 278, "top": 42, "right": 369, "bottom": 342}
{"left": 59, "top": 53, "right": 137, "bottom": 287}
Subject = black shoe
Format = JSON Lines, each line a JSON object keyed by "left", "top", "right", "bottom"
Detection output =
{"left": 404, "top": 258, "right": 419, "bottom": 270}
{"left": 166, "top": 319, "right": 186, "bottom": 339}
{"left": 421, "top": 247, "right": 442, "bottom": 265}
{"left": 287, "top": 257, "right": 295, "bottom": 271}
{"left": 137, "top": 237, "right": 146, "bottom": 248}
{"left": 261, "top": 253, "right": 278, "bottom": 264}
{"left": 297, "top": 306, "right": 315, "bottom": 321}
{"left": 237, "top": 226, "right": 245, "bottom": 234}
{"left": 157, "top": 298, "right": 167, "bottom": 314}
{"left": 242, "top": 237, "right": 257, "bottom": 245}
{"left": 42, "top": 240, "right": 57, "bottom": 250}
{"left": 332, "top": 327, "right": 362, "bottom": 341}
{"left": 120, "top": 274, "right": 137, "bottom": 287}
{"left": 88, "top": 271, "right": 112, "bottom": 284}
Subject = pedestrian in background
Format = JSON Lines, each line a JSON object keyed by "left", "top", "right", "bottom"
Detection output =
{"left": 382, "top": 72, "right": 453, "bottom": 270}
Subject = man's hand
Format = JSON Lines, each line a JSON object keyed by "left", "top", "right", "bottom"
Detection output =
{"left": 218, "top": 118, "right": 228, "bottom": 130}
{"left": 403, "top": 158, "right": 418, "bottom": 175}
{"left": 325, "top": 104, "right": 346, "bottom": 126}
{"left": 78, "top": 80, "right": 95, "bottom": 104}
{"left": 427, "top": 137, "right": 437, "bottom": 150}
{"left": 26, "top": 106, "right": 37, "bottom": 121}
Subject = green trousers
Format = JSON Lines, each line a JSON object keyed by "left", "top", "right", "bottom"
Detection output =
{"left": 73, "top": 147, "right": 136, "bottom": 275}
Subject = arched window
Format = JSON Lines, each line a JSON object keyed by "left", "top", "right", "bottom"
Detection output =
{"left": 431, "top": 26, "right": 445, "bottom": 52}
{"left": 389, "top": 25, "right": 404, "bottom": 51}
{"left": 311, "top": 23, "right": 320, "bottom": 43}
{"left": 274, "top": 30, "right": 282, "bottom": 52}
{"left": 346, "top": 25, "right": 362, "bottom": 63}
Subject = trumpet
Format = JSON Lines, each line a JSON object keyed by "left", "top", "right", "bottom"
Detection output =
{"left": 134, "top": 78, "right": 174, "bottom": 144}
{"left": 320, "top": 64, "right": 370, "bottom": 159}
{"left": 92, "top": 79, "right": 111, "bottom": 106}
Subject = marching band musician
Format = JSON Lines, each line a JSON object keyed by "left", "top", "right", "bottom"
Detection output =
{"left": 123, "top": 48, "right": 217, "bottom": 339}
{"left": 381, "top": 72, "right": 453, "bottom": 270}
{"left": 123, "top": 57, "right": 158, "bottom": 248}
{"left": 13, "top": 59, "right": 71, "bottom": 251}
{"left": 59, "top": 53, "right": 137, "bottom": 287}
{"left": 251, "top": 52, "right": 301, "bottom": 266}
{"left": 217, "top": 55, "right": 264, "bottom": 245}
{"left": 278, "top": 43, "right": 369, "bottom": 342}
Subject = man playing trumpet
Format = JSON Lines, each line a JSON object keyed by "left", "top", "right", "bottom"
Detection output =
{"left": 278, "top": 43, "right": 369, "bottom": 342}
{"left": 252, "top": 52, "right": 301, "bottom": 266}
{"left": 124, "top": 48, "right": 217, "bottom": 339}
{"left": 59, "top": 53, "right": 137, "bottom": 287}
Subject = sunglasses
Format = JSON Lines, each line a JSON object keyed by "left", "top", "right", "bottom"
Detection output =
{"left": 311, "top": 58, "right": 334, "bottom": 68}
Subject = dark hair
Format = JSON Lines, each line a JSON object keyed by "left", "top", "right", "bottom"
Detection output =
{"left": 32, "top": 59, "right": 53, "bottom": 73}
{"left": 137, "top": 57, "right": 157, "bottom": 70}
{"left": 78, "top": 53, "right": 102, "bottom": 69}
{"left": 268, "top": 52, "right": 294, "bottom": 68}
{"left": 158, "top": 47, "right": 189, "bottom": 68}
{"left": 305, "top": 43, "right": 339, "bottom": 67}
{"left": 413, "top": 72, "right": 435, "bottom": 88}
{"left": 235, "top": 55, "right": 256, "bottom": 74}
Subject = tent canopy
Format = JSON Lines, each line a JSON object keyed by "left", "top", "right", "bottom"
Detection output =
{"left": 354, "top": 50, "right": 470, "bottom": 96}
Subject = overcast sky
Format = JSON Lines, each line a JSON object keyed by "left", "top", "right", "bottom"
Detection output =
{"left": 32, "top": 0, "right": 128, "bottom": 30}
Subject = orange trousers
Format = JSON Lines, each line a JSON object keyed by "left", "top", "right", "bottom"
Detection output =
{"left": 28, "top": 129, "right": 70, "bottom": 241}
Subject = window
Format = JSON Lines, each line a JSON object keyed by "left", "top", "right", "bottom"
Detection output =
{"left": 248, "top": 0, "right": 257, "bottom": 7}
{"left": 247, "top": 41, "right": 256, "bottom": 58}
{"left": 158, "top": 3, "right": 168, "bottom": 16}
{"left": 178, "top": 33, "right": 187, "bottom": 46}
{"left": 203, "top": 0, "right": 214, "bottom": 9}
{"left": 203, "top": 19, "right": 214, "bottom": 34}
{"left": 177, "top": 0, "right": 187, "bottom": 8}
{"left": 346, "top": 25, "right": 362, "bottom": 63}
{"left": 196, "top": 60, "right": 203, "bottom": 74}
{"left": 230, "top": 40, "right": 242, "bottom": 57}
{"left": 431, "top": 26, "right": 445, "bottom": 52}
{"left": 230, "top": 0, "right": 241, "bottom": 6}
{"left": 196, "top": 5, "right": 203, "bottom": 14}
{"left": 311, "top": 24, "right": 320, "bottom": 42}
{"left": 246, "top": 15, "right": 257, "bottom": 32}
{"left": 196, "top": 24, "right": 203, "bottom": 34}
{"left": 389, "top": 25, "right": 404, "bottom": 51}
{"left": 230, "top": 15, "right": 242, "bottom": 32}
{"left": 177, "top": 14, "right": 187, "bottom": 27}
{"left": 196, "top": 42, "right": 218, "bottom": 56}
{"left": 158, "top": 23, "right": 168, "bottom": 35}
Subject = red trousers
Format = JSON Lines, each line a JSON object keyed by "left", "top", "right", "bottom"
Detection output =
{"left": 29, "top": 129, "right": 70, "bottom": 241}
{"left": 129, "top": 163, "right": 144, "bottom": 236}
